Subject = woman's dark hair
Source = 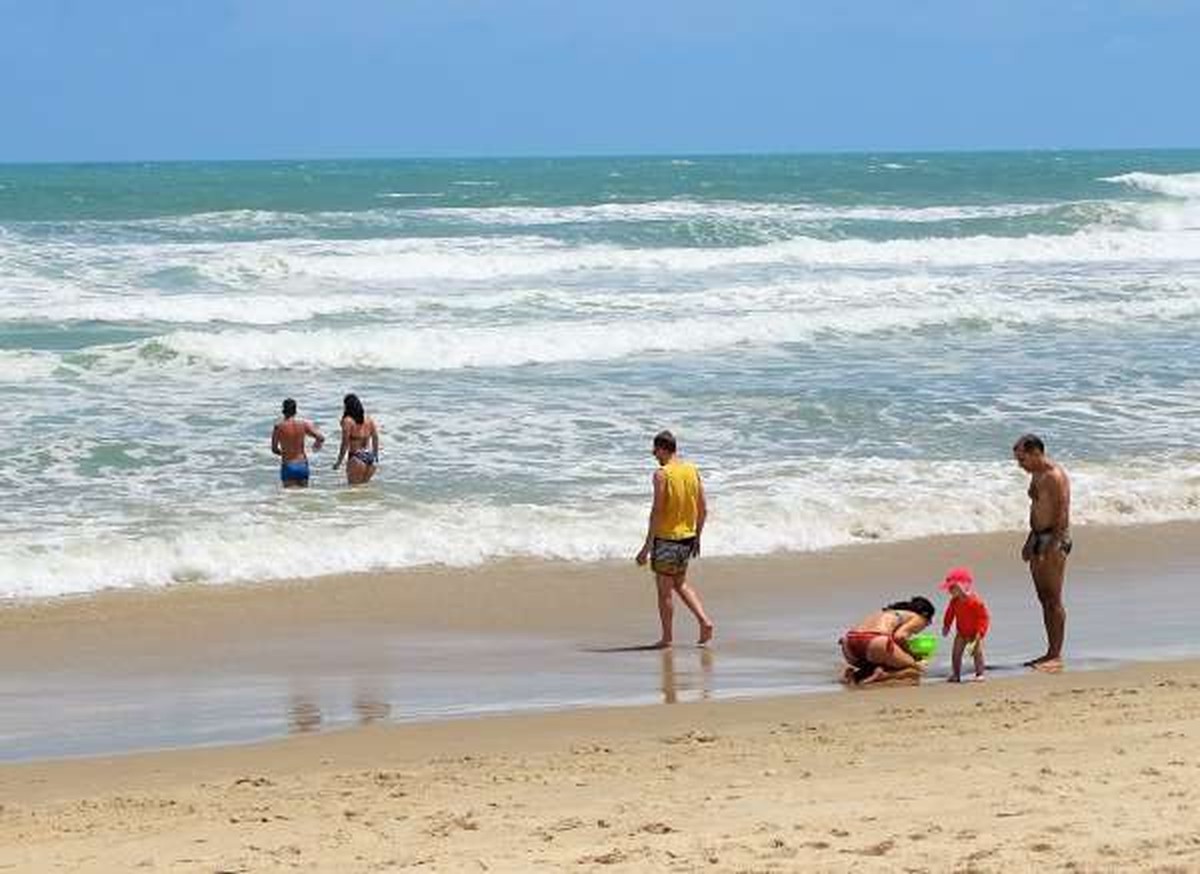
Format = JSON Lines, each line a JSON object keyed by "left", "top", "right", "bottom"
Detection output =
{"left": 343, "top": 393, "right": 365, "bottom": 425}
{"left": 886, "top": 596, "right": 936, "bottom": 621}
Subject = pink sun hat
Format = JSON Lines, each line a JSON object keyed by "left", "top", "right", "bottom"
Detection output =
{"left": 939, "top": 566, "right": 975, "bottom": 593}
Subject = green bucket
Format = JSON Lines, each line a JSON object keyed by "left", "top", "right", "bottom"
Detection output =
{"left": 907, "top": 632, "right": 938, "bottom": 660}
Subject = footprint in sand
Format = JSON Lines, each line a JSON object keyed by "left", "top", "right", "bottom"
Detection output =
{"left": 578, "top": 849, "right": 625, "bottom": 865}
{"left": 640, "top": 822, "right": 676, "bottom": 835}
{"left": 844, "top": 839, "right": 895, "bottom": 856}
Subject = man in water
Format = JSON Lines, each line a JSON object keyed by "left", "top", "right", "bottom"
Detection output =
{"left": 271, "top": 398, "right": 325, "bottom": 488}
{"left": 635, "top": 430, "right": 715, "bottom": 648}
{"left": 1013, "top": 433, "right": 1071, "bottom": 672}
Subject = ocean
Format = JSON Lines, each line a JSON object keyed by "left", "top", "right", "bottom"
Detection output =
{"left": 3, "top": 151, "right": 1199, "bottom": 599}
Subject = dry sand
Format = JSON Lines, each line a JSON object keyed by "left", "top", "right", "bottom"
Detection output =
{"left": 3, "top": 659, "right": 1200, "bottom": 872}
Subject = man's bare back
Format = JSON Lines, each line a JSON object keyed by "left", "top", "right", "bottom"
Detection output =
{"left": 271, "top": 399, "right": 325, "bottom": 488}
{"left": 273, "top": 418, "right": 318, "bottom": 463}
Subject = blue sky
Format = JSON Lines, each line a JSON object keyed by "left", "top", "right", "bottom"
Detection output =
{"left": 3, "top": 0, "right": 1199, "bottom": 161}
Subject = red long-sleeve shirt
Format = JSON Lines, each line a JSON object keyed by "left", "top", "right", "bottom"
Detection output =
{"left": 943, "top": 594, "right": 990, "bottom": 639}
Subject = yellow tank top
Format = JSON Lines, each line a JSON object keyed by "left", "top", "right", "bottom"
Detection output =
{"left": 655, "top": 459, "right": 701, "bottom": 540}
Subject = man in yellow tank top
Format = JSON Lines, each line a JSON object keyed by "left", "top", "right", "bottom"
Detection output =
{"left": 635, "top": 430, "right": 715, "bottom": 647}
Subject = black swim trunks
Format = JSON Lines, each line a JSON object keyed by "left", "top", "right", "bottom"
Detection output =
{"left": 1025, "top": 529, "right": 1073, "bottom": 557}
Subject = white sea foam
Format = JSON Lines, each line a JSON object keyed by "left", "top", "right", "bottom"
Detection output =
{"left": 2, "top": 198, "right": 1074, "bottom": 245}
{"left": 0, "top": 350, "right": 60, "bottom": 383}
{"left": 0, "top": 292, "right": 389, "bottom": 325}
{"left": 10, "top": 267, "right": 1193, "bottom": 331}
{"left": 6, "top": 200, "right": 1189, "bottom": 304}
{"left": 1100, "top": 172, "right": 1200, "bottom": 231}
{"left": 1102, "top": 171, "right": 1200, "bottom": 199}
{"left": 418, "top": 199, "right": 1064, "bottom": 227}
{"left": 2, "top": 458, "right": 1197, "bottom": 599}
{"left": 139, "top": 289, "right": 1200, "bottom": 372}
{"left": 6, "top": 222, "right": 1200, "bottom": 334}
{"left": 110, "top": 226, "right": 1200, "bottom": 290}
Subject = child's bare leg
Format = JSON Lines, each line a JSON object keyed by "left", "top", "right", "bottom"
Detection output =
{"left": 948, "top": 633, "right": 966, "bottom": 682}
{"left": 972, "top": 639, "right": 986, "bottom": 679}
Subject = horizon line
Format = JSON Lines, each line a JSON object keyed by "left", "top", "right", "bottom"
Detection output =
{"left": 3, "top": 144, "right": 1200, "bottom": 169}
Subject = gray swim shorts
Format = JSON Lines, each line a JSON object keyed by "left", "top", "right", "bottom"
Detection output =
{"left": 651, "top": 537, "right": 696, "bottom": 576}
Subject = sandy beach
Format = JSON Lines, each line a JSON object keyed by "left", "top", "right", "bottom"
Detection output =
{"left": 2, "top": 521, "right": 1200, "bottom": 870}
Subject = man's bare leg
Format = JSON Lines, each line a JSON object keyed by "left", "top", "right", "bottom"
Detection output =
{"left": 653, "top": 574, "right": 675, "bottom": 648}
{"left": 1027, "top": 550, "right": 1066, "bottom": 670}
{"left": 673, "top": 574, "right": 714, "bottom": 645}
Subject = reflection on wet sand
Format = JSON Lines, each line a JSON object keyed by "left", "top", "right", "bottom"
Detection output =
{"left": 660, "top": 646, "right": 715, "bottom": 704}
{"left": 353, "top": 680, "right": 392, "bottom": 725}
{"left": 287, "top": 693, "right": 322, "bottom": 733}
{"left": 288, "top": 682, "right": 393, "bottom": 734}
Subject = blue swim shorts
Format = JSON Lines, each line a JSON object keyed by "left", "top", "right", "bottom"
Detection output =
{"left": 280, "top": 460, "right": 310, "bottom": 484}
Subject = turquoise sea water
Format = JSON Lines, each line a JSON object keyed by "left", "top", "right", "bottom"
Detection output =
{"left": 2, "top": 151, "right": 1200, "bottom": 598}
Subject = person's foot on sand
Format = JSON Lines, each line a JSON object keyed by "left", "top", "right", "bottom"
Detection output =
{"left": 1031, "top": 658, "right": 1063, "bottom": 673}
{"left": 969, "top": 674, "right": 986, "bottom": 682}
{"left": 841, "top": 666, "right": 858, "bottom": 685}
{"left": 697, "top": 622, "right": 714, "bottom": 647}
{"left": 1023, "top": 653, "right": 1056, "bottom": 667}
{"left": 651, "top": 639, "right": 672, "bottom": 650}
{"left": 857, "top": 666, "right": 888, "bottom": 686}
{"left": 947, "top": 675, "right": 962, "bottom": 683}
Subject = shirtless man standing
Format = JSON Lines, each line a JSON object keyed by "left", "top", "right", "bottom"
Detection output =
{"left": 1013, "top": 433, "right": 1071, "bottom": 672}
{"left": 271, "top": 398, "right": 325, "bottom": 488}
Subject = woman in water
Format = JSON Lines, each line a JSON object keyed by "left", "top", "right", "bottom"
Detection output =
{"left": 333, "top": 393, "right": 380, "bottom": 486}
{"left": 839, "top": 596, "right": 935, "bottom": 686}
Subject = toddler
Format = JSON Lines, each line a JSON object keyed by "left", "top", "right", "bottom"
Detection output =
{"left": 940, "top": 566, "right": 990, "bottom": 682}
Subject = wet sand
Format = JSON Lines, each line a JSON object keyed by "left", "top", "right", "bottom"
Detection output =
{"left": 3, "top": 522, "right": 1200, "bottom": 760}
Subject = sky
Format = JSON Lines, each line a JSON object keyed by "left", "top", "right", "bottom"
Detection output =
{"left": 2, "top": 0, "right": 1199, "bottom": 162}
